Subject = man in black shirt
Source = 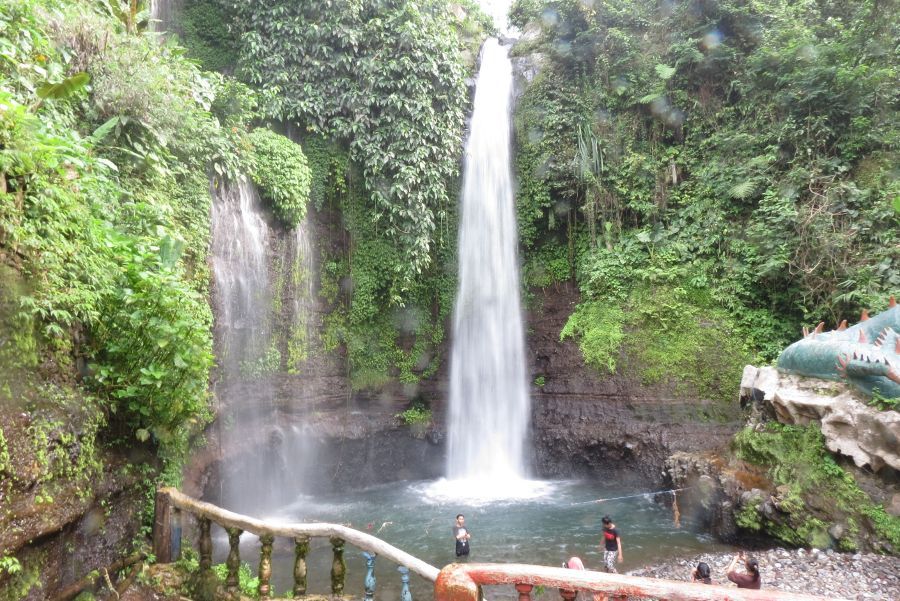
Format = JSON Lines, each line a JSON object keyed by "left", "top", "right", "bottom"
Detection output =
{"left": 453, "top": 514, "right": 471, "bottom": 558}
{"left": 600, "top": 515, "right": 623, "bottom": 573}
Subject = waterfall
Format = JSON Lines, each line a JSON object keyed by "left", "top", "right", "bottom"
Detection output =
{"left": 211, "top": 180, "right": 280, "bottom": 513}
{"left": 211, "top": 181, "right": 271, "bottom": 377}
{"left": 211, "top": 144, "right": 320, "bottom": 514}
{"left": 446, "top": 38, "right": 530, "bottom": 484}
{"left": 149, "top": 0, "right": 182, "bottom": 35}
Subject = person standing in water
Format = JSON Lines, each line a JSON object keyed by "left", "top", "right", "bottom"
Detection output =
{"left": 453, "top": 514, "right": 471, "bottom": 558}
{"left": 600, "top": 516, "right": 623, "bottom": 573}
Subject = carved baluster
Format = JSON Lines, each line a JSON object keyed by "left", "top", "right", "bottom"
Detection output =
{"left": 225, "top": 527, "right": 242, "bottom": 599}
{"left": 559, "top": 587, "right": 577, "bottom": 601}
{"left": 515, "top": 583, "right": 534, "bottom": 601}
{"left": 398, "top": 566, "right": 412, "bottom": 601}
{"left": 193, "top": 516, "right": 217, "bottom": 601}
{"left": 362, "top": 551, "right": 376, "bottom": 601}
{"left": 258, "top": 534, "right": 274, "bottom": 601}
{"left": 293, "top": 535, "right": 309, "bottom": 598}
{"left": 330, "top": 536, "right": 346, "bottom": 596}
{"left": 197, "top": 517, "right": 213, "bottom": 576}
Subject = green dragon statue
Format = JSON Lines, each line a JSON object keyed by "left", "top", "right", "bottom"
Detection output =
{"left": 777, "top": 297, "right": 900, "bottom": 399}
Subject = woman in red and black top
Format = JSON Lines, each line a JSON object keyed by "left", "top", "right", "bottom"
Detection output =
{"left": 726, "top": 553, "right": 761, "bottom": 589}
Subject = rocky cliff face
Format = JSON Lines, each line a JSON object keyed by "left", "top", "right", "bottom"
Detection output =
{"left": 667, "top": 365, "right": 900, "bottom": 553}
{"left": 741, "top": 365, "right": 900, "bottom": 473}
{"left": 526, "top": 282, "right": 742, "bottom": 485}
{"left": 194, "top": 264, "right": 745, "bottom": 500}
{"left": 0, "top": 398, "right": 147, "bottom": 600}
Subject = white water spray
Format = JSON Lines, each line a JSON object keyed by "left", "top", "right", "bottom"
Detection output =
{"left": 149, "top": 0, "right": 181, "bottom": 35}
{"left": 211, "top": 180, "right": 271, "bottom": 376}
{"left": 211, "top": 181, "right": 276, "bottom": 513}
{"left": 211, "top": 179, "right": 321, "bottom": 514}
{"left": 446, "top": 39, "right": 531, "bottom": 487}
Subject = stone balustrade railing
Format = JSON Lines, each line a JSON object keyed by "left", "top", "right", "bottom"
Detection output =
{"left": 153, "top": 487, "right": 438, "bottom": 600}
{"left": 434, "top": 563, "right": 846, "bottom": 601}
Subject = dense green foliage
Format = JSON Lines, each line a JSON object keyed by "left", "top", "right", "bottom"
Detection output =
{"left": 225, "top": 0, "right": 470, "bottom": 289}
{"left": 512, "top": 0, "right": 900, "bottom": 369}
{"left": 560, "top": 301, "right": 624, "bottom": 373}
{"left": 560, "top": 280, "right": 749, "bottom": 402}
{"left": 176, "top": 0, "right": 491, "bottom": 387}
{"left": 314, "top": 148, "right": 456, "bottom": 389}
{"left": 734, "top": 423, "right": 900, "bottom": 551}
{"left": 179, "top": 0, "right": 239, "bottom": 72}
{"left": 397, "top": 403, "right": 433, "bottom": 426}
{"left": 0, "top": 0, "right": 255, "bottom": 467}
{"left": 247, "top": 128, "right": 311, "bottom": 227}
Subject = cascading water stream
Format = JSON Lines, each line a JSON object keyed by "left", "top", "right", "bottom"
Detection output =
{"left": 149, "top": 0, "right": 182, "bottom": 35}
{"left": 211, "top": 181, "right": 271, "bottom": 378}
{"left": 210, "top": 177, "right": 321, "bottom": 516}
{"left": 445, "top": 38, "right": 532, "bottom": 489}
{"left": 211, "top": 181, "right": 279, "bottom": 514}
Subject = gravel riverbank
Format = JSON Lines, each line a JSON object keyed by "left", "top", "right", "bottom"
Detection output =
{"left": 628, "top": 548, "right": 900, "bottom": 600}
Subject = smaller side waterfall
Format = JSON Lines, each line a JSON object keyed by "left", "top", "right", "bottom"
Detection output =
{"left": 211, "top": 181, "right": 271, "bottom": 376}
{"left": 211, "top": 173, "right": 321, "bottom": 515}
{"left": 211, "top": 180, "right": 280, "bottom": 513}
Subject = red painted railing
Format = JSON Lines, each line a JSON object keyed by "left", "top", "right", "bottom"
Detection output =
{"left": 434, "top": 563, "right": 846, "bottom": 601}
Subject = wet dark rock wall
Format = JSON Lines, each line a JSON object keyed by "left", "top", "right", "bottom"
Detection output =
{"left": 0, "top": 445, "right": 146, "bottom": 601}
{"left": 194, "top": 274, "right": 741, "bottom": 499}
{"left": 526, "top": 281, "right": 742, "bottom": 486}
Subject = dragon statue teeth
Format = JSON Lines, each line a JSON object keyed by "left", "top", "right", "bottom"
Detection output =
{"left": 776, "top": 297, "right": 900, "bottom": 399}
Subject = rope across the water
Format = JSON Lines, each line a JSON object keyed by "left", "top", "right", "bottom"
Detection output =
{"left": 571, "top": 486, "right": 691, "bottom": 528}
{"left": 584, "top": 486, "right": 691, "bottom": 504}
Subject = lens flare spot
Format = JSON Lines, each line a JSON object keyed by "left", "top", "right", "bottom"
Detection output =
{"left": 702, "top": 29, "right": 723, "bottom": 50}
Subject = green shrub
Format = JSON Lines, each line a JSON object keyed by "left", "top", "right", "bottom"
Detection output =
{"left": 524, "top": 241, "right": 571, "bottom": 288}
{"left": 248, "top": 128, "right": 311, "bottom": 228}
{"left": 397, "top": 404, "right": 432, "bottom": 426}
{"left": 560, "top": 302, "right": 625, "bottom": 374}
{"left": 868, "top": 390, "right": 900, "bottom": 412}
{"left": 89, "top": 237, "right": 213, "bottom": 443}
{"left": 509, "top": 0, "right": 544, "bottom": 29}
{"left": 623, "top": 286, "right": 748, "bottom": 401}
{"left": 180, "top": 0, "right": 239, "bottom": 72}
{"left": 0, "top": 553, "right": 39, "bottom": 601}
{"left": 513, "top": 0, "right": 900, "bottom": 365}
{"left": 212, "top": 562, "right": 260, "bottom": 598}
{"left": 0, "top": 0, "right": 239, "bottom": 467}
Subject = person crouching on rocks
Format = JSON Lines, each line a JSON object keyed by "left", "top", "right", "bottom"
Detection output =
{"left": 691, "top": 561, "right": 712, "bottom": 584}
{"left": 726, "top": 552, "right": 761, "bottom": 589}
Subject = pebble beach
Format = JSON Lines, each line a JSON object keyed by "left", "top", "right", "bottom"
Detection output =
{"left": 629, "top": 548, "right": 900, "bottom": 600}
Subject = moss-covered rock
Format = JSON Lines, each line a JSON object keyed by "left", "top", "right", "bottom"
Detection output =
{"left": 731, "top": 423, "right": 899, "bottom": 553}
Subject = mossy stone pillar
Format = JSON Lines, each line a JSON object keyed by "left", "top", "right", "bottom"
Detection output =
{"left": 330, "top": 536, "right": 346, "bottom": 596}
{"left": 258, "top": 533, "right": 275, "bottom": 600}
{"left": 294, "top": 535, "right": 310, "bottom": 598}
